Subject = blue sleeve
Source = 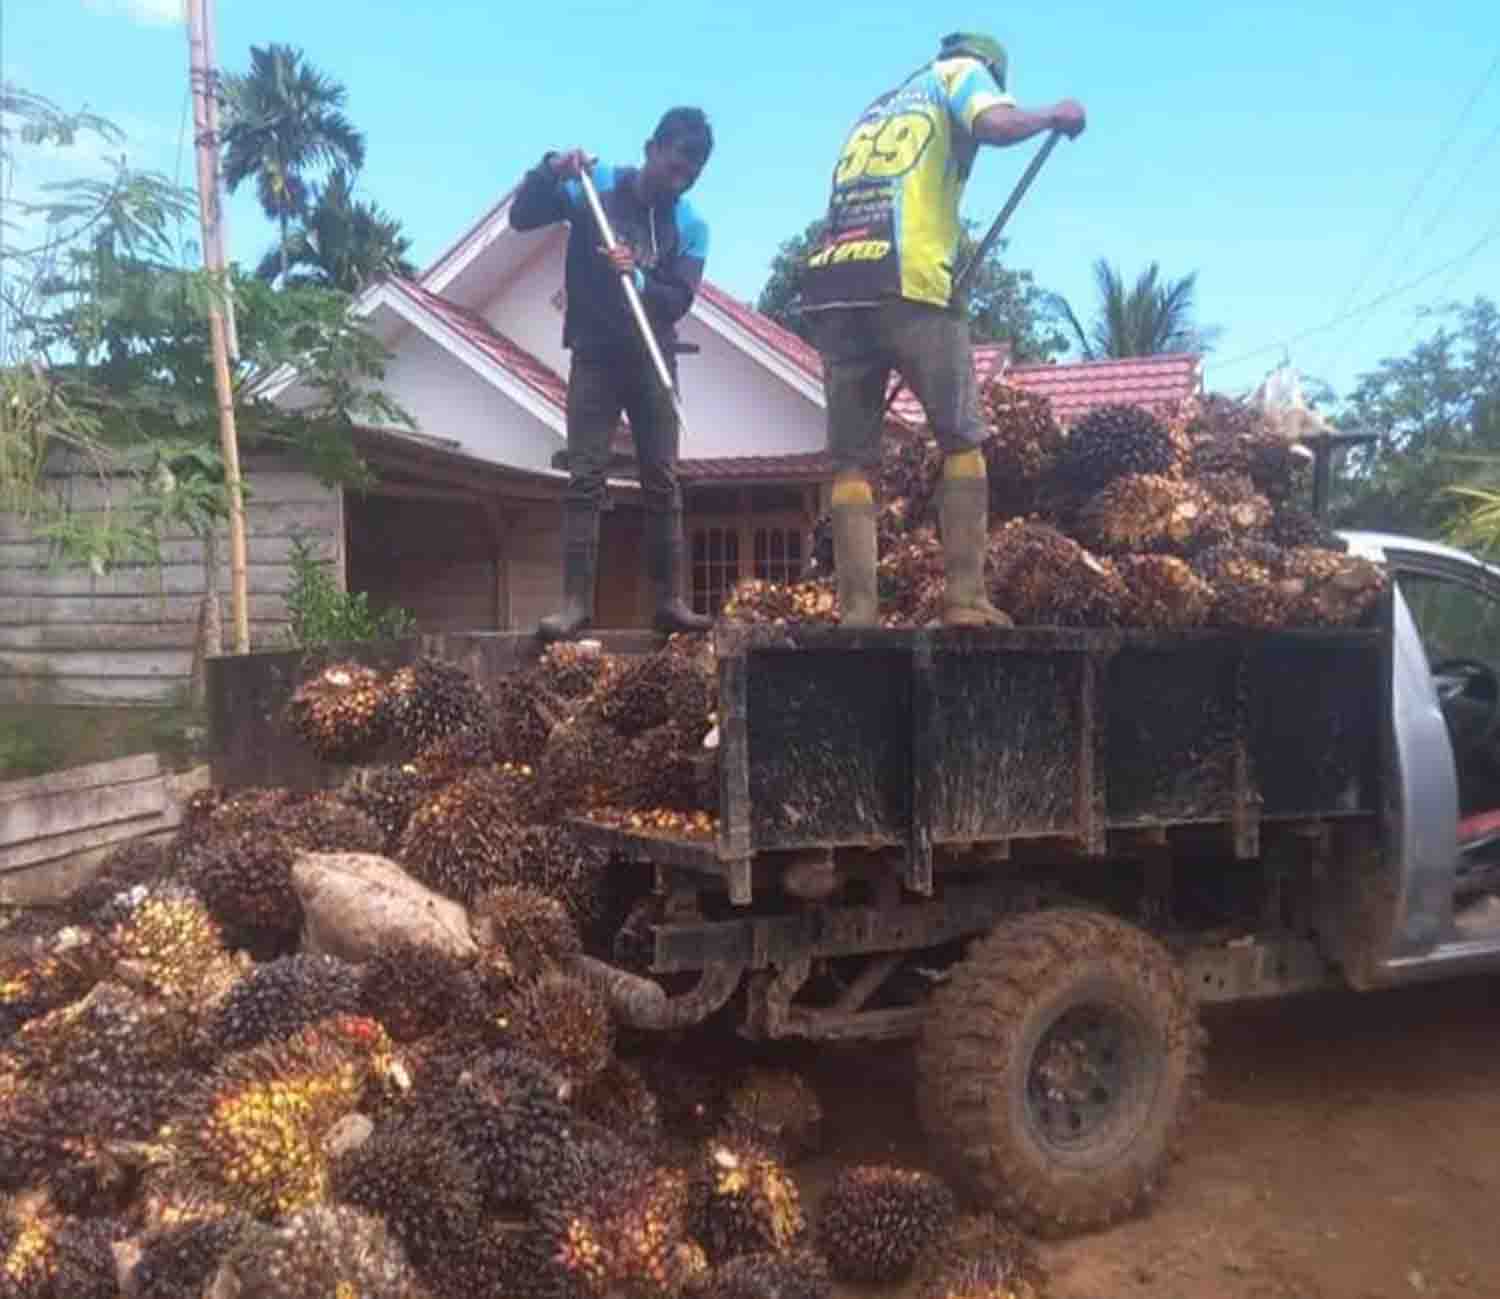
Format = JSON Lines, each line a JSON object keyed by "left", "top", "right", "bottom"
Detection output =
{"left": 679, "top": 204, "right": 709, "bottom": 261}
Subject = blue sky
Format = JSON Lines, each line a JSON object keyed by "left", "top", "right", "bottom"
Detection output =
{"left": 4, "top": 0, "right": 1498, "bottom": 402}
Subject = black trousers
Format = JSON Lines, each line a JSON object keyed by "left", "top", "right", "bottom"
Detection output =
{"left": 564, "top": 347, "right": 680, "bottom": 514}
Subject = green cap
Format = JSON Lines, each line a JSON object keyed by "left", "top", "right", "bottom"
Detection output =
{"left": 939, "top": 31, "right": 1008, "bottom": 90}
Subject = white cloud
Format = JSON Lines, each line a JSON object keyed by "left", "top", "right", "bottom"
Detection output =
{"left": 81, "top": 0, "right": 186, "bottom": 27}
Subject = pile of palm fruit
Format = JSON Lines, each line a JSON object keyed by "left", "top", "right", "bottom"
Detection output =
{"left": 724, "top": 385, "right": 1388, "bottom": 631}
{"left": 1, "top": 645, "right": 1050, "bottom": 1299}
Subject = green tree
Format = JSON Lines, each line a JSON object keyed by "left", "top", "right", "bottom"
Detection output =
{"left": 221, "top": 44, "right": 367, "bottom": 282}
{"left": 258, "top": 167, "right": 415, "bottom": 292}
{"left": 1049, "top": 259, "right": 1220, "bottom": 359}
{"left": 756, "top": 216, "right": 1068, "bottom": 361}
{"left": 1330, "top": 297, "right": 1500, "bottom": 542}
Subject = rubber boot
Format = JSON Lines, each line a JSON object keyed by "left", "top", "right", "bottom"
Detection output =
{"left": 940, "top": 449, "right": 1011, "bottom": 627}
{"left": 648, "top": 510, "right": 713, "bottom": 634}
{"left": 831, "top": 470, "right": 879, "bottom": 627}
{"left": 537, "top": 502, "right": 599, "bottom": 641}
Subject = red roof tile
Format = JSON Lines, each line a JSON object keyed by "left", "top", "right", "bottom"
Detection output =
{"left": 679, "top": 451, "right": 831, "bottom": 482}
{"left": 695, "top": 282, "right": 824, "bottom": 381}
{"left": 1008, "top": 353, "right": 1202, "bottom": 424}
{"left": 887, "top": 343, "right": 1010, "bottom": 424}
{"left": 387, "top": 277, "right": 570, "bottom": 412}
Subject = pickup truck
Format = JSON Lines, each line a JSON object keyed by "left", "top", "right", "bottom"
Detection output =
{"left": 567, "top": 528, "right": 1500, "bottom": 1237}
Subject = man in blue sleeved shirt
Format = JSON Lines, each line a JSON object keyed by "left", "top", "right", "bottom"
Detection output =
{"left": 511, "top": 107, "right": 715, "bottom": 641}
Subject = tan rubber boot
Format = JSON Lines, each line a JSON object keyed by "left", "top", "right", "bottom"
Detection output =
{"left": 831, "top": 470, "right": 879, "bottom": 627}
{"left": 940, "top": 449, "right": 1011, "bottom": 627}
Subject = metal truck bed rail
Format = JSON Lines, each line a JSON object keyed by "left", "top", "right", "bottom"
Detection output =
{"left": 568, "top": 620, "right": 1390, "bottom": 903}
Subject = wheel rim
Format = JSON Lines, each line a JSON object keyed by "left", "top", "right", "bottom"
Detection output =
{"left": 1024, "top": 1002, "right": 1150, "bottom": 1154}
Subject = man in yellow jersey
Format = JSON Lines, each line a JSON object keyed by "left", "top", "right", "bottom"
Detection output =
{"left": 801, "top": 32, "right": 1085, "bottom": 626}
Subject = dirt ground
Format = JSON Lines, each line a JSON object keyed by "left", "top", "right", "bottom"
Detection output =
{"left": 789, "top": 974, "right": 1500, "bottom": 1299}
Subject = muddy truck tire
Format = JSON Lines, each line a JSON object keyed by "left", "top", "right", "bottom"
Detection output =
{"left": 915, "top": 908, "right": 1203, "bottom": 1236}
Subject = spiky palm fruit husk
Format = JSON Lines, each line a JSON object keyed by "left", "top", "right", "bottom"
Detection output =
{"left": 912, "top": 1213, "right": 1046, "bottom": 1299}
{"left": 535, "top": 1131, "right": 694, "bottom": 1299}
{"left": 170, "top": 787, "right": 299, "bottom": 868}
{"left": 284, "top": 662, "right": 391, "bottom": 763}
{"left": 204, "top": 954, "right": 362, "bottom": 1056}
{"left": 1188, "top": 394, "right": 1309, "bottom": 502}
{"left": 506, "top": 973, "right": 613, "bottom": 1088}
{"left": 534, "top": 642, "right": 620, "bottom": 701}
{"left": 329, "top": 1111, "right": 482, "bottom": 1269}
{"left": 396, "top": 766, "right": 535, "bottom": 905}
{"left": 636, "top": 1051, "right": 727, "bottom": 1147}
{"left": 225, "top": 1203, "right": 431, "bottom": 1299}
{"left": 489, "top": 826, "right": 610, "bottom": 930}
{"left": 713, "top": 1249, "right": 833, "bottom": 1299}
{"left": 471, "top": 886, "right": 582, "bottom": 981}
{"left": 356, "top": 941, "right": 476, "bottom": 1044}
{"left": 980, "top": 382, "right": 1065, "bottom": 518}
{"left": 64, "top": 837, "right": 170, "bottom": 922}
{"left": 386, "top": 656, "right": 491, "bottom": 756}
{"left": 575, "top": 1059, "right": 662, "bottom": 1150}
{"left": 1188, "top": 495, "right": 1276, "bottom": 556}
{"left": 417, "top": 1220, "right": 579, "bottom": 1299}
{"left": 616, "top": 720, "right": 716, "bottom": 814}
{"left": 0, "top": 930, "right": 104, "bottom": 1042}
{"left": 0, "top": 1194, "right": 117, "bottom": 1299}
{"left": 341, "top": 761, "right": 447, "bottom": 849}
{"left": 98, "top": 883, "right": 239, "bottom": 1007}
{"left": 1281, "top": 546, "right": 1388, "bottom": 626}
{"left": 721, "top": 578, "right": 841, "bottom": 627}
{"left": 1190, "top": 544, "right": 1294, "bottom": 630}
{"left": 408, "top": 722, "right": 501, "bottom": 783}
{"left": 535, "top": 713, "right": 632, "bottom": 819}
{"left": 724, "top": 1069, "right": 823, "bottom": 1164}
{"left": 689, "top": 1132, "right": 806, "bottom": 1264}
{"left": 1074, "top": 474, "right": 1214, "bottom": 555}
{"left": 1116, "top": 555, "right": 1214, "bottom": 630}
{"left": 158, "top": 1016, "right": 394, "bottom": 1220}
{"left": 1058, "top": 403, "right": 1185, "bottom": 495}
{"left": 877, "top": 529, "right": 948, "bottom": 626}
{"left": 131, "top": 1212, "right": 255, "bottom": 1299}
{"left": 1272, "top": 505, "right": 1348, "bottom": 552}
{"left": 492, "top": 675, "right": 568, "bottom": 768}
{"left": 877, "top": 433, "right": 945, "bottom": 533}
{"left": 596, "top": 636, "right": 717, "bottom": 742}
{"left": 986, "top": 520, "right": 1127, "bottom": 628}
{"left": 815, "top": 1165, "right": 957, "bottom": 1284}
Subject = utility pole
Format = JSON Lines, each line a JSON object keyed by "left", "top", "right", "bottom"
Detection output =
{"left": 187, "top": 0, "right": 250, "bottom": 653}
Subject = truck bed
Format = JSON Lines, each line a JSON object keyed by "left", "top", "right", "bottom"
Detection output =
{"left": 568, "top": 619, "right": 1389, "bottom": 902}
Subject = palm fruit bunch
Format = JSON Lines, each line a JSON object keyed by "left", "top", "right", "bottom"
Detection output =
{"left": 128, "top": 1211, "right": 257, "bottom": 1299}
{"left": 171, "top": 786, "right": 298, "bottom": 865}
{"left": 980, "top": 381, "right": 1065, "bottom": 517}
{"left": 1, "top": 929, "right": 103, "bottom": 1041}
{"left": 815, "top": 1165, "right": 958, "bottom": 1284}
{"left": 1116, "top": 554, "right": 1214, "bottom": 630}
{"left": 283, "top": 661, "right": 390, "bottom": 763}
{"left": 340, "top": 760, "right": 448, "bottom": 847}
{"left": 0, "top": 1193, "right": 117, "bottom": 1299}
{"left": 533, "top": 641, "right": 620, "bottom": 701}
{"left": 986, "top": 520, "right": 1127, "bottom": 627}
{"left": 1273, "top": 504, "right": 1349, "bottom": 553}
{"left": 356, "top": 940, "right": 477, "bottom": 1044}
{"left": 1191, "top": 541, "right": 1295, "bottom": 629}
{"left": 1057, "top": 402, "right": 1187, "bottom": 496}
{"left": 471, "top": 885, "right": 582, "bottom": 980}
{"left": 203, "top": 953, "right": 361, "bottom": 1055}
{"left": 535, "top": 1131, "right": 695, "bottom": 1299}
{"left": 576, "top": 1059, "right": 663, "bottom": 1147}
{"left": 489, "top": 825, "right": 609, "bottom": 929}
{"left": 408, "top": 722, "right": 502, "bottom": 782}
{"left": 597, "top": 636, "right": 716, "bottom": 740}
{"left": 878, "top": 529, "right": 951, "bottom": 626}
{"left": 223, "top": 1203, "right": 431, "bottom": 1299}
{"left": 505, "top": 971, "right": 614, "bottom": 1088}
{"left": 616, "top": 720, "right": 717, "bottom": 814}
{"left": 97, "top": 882, "right": 240, "bottom": 1006}
{"left": 689, "top": 1130, "right": 806, "bottom": 1263}
{"left": 878, "top": 431, "right": 945, "bottom": 532}
{"left": 329, "top": 1110, "right": 482, "bottom": 1269}
{"left": 63, "top": 836, "right": 170, "bottom": 921}
{"left": 385, "top": 655, "right": 491, "bottom": 755}
{"left": 713, "top": 1249, "right": 833, "bottom": 1299}
{"left": 724, "top": 1068, "right": 823, "bottom": 1163}
{"left": 720, "top": 577, "right": 840, "bottom": 626}
{"left": 158, "top": 1015, "right": 392, "bottom": 1219}
{"left": 492, "top": 672, "right": 567, "bottom": 767}
{"left": 534, "top": 708, "right": 631, "bottom": 819}
{"left": 1188, "top": 393, "right": 1309, "bottom": 503}
{"left": 1282, "top": 546, "right": 1387, "bottom": 626}
{"left": 913, "top": 1213, "right": 1047, "bottom": 1299}
{"left": 811, "top": 502, "right": 919, "bottom": 574}
{"left": 414, "top": 1220, "right": 576, "bottom": 1299}
{"left": 397, "top": 765, "right": 536, "bottom": 905}
{"left": 1075, "top": 474, "right": 1216, "bottom": 555}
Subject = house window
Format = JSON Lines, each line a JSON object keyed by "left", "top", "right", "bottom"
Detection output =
{"left": 692, "top": 526, "right": 741, "bottom": 617}
{"left": 753, "top": 527, "right": 804, "bottom": 584}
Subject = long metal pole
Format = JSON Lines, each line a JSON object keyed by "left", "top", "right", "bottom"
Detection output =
{"left": 575, "top": 167, "right": 691, "bottom": 439}
{"left": 188, "top": 0, "right": 250, "bottom": 653}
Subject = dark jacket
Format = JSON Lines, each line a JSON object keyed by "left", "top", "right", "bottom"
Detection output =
{"left": 509, "top": 154, "right": 710, "bottom": 357}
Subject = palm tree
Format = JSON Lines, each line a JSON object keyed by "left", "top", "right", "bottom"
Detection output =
{"left": 1050, "top": 259, "right": 1220, "bottom": 360}
{"left": 258, "top": 168, "right": 415, "bottom": 292}
{"left": 221, "top": 45, "right": 366, "bottom": 281}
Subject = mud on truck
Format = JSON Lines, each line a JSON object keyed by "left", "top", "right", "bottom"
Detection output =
{"left": 567, "top": 529, "right": 1500, "bottom": 1237}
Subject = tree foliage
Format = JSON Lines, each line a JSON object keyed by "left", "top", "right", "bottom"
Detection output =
{"left": 756, "top": 216, "right": 1068, "bottom": 362}
{"left": 1048, "top": 258, "right": 1220, "bottom": 360}
{"left": 1329, "top": 297, "right": 1500, "bottom": 544}
{"left": 257, "top": 166, "right": 415, "bottom": 292}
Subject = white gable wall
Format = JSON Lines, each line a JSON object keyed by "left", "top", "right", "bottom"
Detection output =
{"left": 482, "top": 233, "right": 826, "bottom": 462}
{"left": 379, "top": 328, "right": 563, "bottom": 474}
